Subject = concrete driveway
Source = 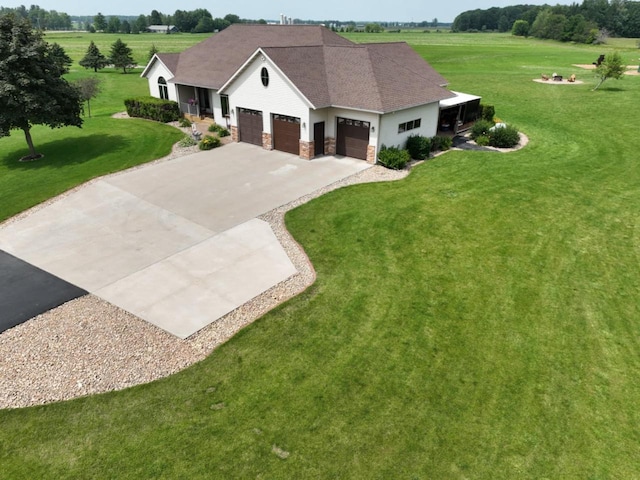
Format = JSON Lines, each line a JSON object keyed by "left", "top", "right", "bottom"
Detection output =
{"left": 0, "top": 143, "right": 370, "bottom": 338}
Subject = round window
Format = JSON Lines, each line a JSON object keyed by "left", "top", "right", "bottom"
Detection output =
{"left": 261, "top": 67, "right": 269, "bottom": 87}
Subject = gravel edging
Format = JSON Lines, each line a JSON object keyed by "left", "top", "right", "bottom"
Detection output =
{"left": 0, "top": 137, "right": 407, "bottom": 410}
{"left": 0, "top": 125, "right": 523, "bottom": 410}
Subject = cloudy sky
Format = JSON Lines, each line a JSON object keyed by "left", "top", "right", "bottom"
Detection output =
{"left": 2, "top": 0, "right": 578, "bottom": 22}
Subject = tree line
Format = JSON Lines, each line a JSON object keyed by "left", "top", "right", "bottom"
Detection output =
{"left": 452, "top": 0, "right": 640, "bottom": 41}
{"left": 0, "top": 5, "right": 262, "bottom": 33}
{"left": 0, "top": 5, "right": 71, "bottom": 30}
{"left": 89, "top": 10, "right": 256, "bottom": 34}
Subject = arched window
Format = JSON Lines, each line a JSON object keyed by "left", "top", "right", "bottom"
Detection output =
{"left": 158, "top": 77, "right": 169, "bottom": 100}
{"left": 260, "top": 67, "right": 269, "bottom": 87}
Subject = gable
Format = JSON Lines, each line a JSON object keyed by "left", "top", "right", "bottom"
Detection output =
{"left": 256, "top": 43, "right": 455, "bottom": 113}
{"left": 141, "top": 53, "right": 179, "bottom": 80}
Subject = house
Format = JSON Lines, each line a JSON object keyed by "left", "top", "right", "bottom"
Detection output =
{"left": 147, "top": 25, "right": 179, "bottom": 34}
{"left": 141, "top": 24, "right": 480, "bottom": 162}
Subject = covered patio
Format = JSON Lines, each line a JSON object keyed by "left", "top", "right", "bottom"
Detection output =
{"left": 438, "top": 91, "right": 482, "bottom": 136}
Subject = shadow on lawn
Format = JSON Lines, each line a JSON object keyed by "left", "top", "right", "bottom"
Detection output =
{"left": 1, "top": 133, "right": 130, "bottom": 170}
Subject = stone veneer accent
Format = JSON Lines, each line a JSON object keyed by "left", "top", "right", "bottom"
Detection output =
{"left": 299, "top": 141, "right": 314, "bottom": 160}
{"left": 231, "top": 126, "right": 239, "bottom": 142}
{"left": 326, "top": 137, "right": 336, "bottom": 155}
{"left": 366, "top": 145, "right": 376, "bottom": 164}
{"left": 262, "top": 132, "right": 273, "bottom": 150}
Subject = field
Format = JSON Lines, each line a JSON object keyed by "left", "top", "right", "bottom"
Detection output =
{"left": 1, "top": 31, "right": 640, "bottom": 478}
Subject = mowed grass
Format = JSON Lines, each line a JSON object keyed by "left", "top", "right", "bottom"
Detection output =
{"left": 0, "top": 34, "right": 189, "bottom": 222}
{"left": 44, "top": 31, "right": 210, "bottom": 65}
{"left": 1, "top": 32, "right": 640, "bottom": 478}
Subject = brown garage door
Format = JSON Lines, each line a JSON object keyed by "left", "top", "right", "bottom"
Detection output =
{"left": 272, "top": 114, "right": 300, "bottom": 155}
{"left": 336, "top": 117, "right": 370, "bottom": 160}
{"left": 238, "top": 108, "right": 263, "bottom": 146}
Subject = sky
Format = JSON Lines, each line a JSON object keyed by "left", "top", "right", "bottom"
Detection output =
{"left": 0, "top": 0, "right": 580, "bottom": 23}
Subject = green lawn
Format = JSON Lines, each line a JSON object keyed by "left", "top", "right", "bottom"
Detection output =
{"left": 44, "top": 31, "right": 210, "bottom": 65}
{"left": 0, "top": 34, "right": 188, "bottom": 222}
{"left": 1, "top": 32, "right": 640, "bottom": 478}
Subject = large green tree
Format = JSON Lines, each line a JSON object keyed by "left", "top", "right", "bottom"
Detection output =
{"left": 0, "top": 14, "right": 82, "bottom": 160}
{"left": 94, "top": 12, "right": 106, "bottom": 31}
{"left": 109, "top": 38, "right": 135, "bottom": 73}
{"left": 79, "top": 41, "right": 108, "bottom": 72}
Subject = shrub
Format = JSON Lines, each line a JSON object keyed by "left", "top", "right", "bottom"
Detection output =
{"left": 480, "top": 104, "right": 496, "bottom": 122}
{"left": 178, "top": 118, "right": 192, "bottom": 127}
{"left": 430, "top": 135, "right": 453, "bottom": 152}
{"left": 476, "top": 135, "right": 490, "bottom": 146}
{"left": 378, "top": 145, "right": 410, "bottom": 170}
{"left": 124, "top": 96, "right": 181, "bottom": 123}
{"left": 199, "top": 135, "right": 221, "bottom": 150}
{"left": 489, "top": 124, "right": 520, "bottom": 148}
{"left": 178, "top": 135, "right": 197, "bottom": 147}
{"left": 208, "top": 123, "right": 230, "bottom": 137}
{"left": 470, "top": 119, "right": 495, "bottom": 140}
{"left": 405, "top": 134, "right": 431, "bottom": 160}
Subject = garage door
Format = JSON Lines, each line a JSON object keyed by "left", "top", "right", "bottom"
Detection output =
{"left": 238, "top": 108, "right": 263, "bottom": 146}
{"left": 336, "top": 117, "right": 370, "bottom": 160}
{"left": 272, "top": 114, "right": 300, "bottom": 155}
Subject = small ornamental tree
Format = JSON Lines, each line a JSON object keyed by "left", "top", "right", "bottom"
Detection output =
{"left": 593, "top": 52, "right": 626, "bottom": 90}
{"left": 73, "top": 77, "right": 102, "bottom": 118}
{"left": 79, "top": 41, "right": 108, "bottom": 72}
{"left": 0, "top": 14, "right": 83, "bottom": 161}
{"left": 109, "top": 38, "right": 135, "bottom": 74}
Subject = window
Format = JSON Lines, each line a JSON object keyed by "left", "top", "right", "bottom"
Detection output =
{"left": 261, "top": 67, "right": 269, "bottom": 87}
{"left": 221, "top": 94, "right": 229, "bottom": 117}
{"left": 158, "top": 77, "right": 168, "bottom": 100}
{"left": 398, "top": 118, "right": 421, "bottom": 134}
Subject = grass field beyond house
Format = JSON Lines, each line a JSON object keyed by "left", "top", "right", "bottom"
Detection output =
{"left": 1, "top": 32, "right": 640, "bottom": 478}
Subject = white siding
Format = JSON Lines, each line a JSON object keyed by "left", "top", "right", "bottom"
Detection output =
{"left": 224, "top": 56, "right": 312, "bottom": 140}
{"left": 379, "top": 103, "right": 440, "bottom": 150}
{"left": 145, "top": 59, "right": 178, "bottom": 102}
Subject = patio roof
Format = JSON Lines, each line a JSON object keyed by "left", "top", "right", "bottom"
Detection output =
{"left": 440, "top": 91, "right": 481, "bottom": 108}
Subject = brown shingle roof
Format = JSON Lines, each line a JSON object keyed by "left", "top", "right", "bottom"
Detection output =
{"left": 155, "top": 53, "right": 180, "bottom": 75}
{"left": 262, "top": 43, "right": 455, "bottom": 113}
{"left": 169, "top": 24, "right": 353, "bottom": 89}
{"left": 160, "top": 24, "right": 454, "bottom": 113}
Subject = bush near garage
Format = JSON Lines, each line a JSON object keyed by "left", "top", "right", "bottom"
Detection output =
{"left": 378, "top": 145, "right": 410, "bottom": 170}
{"left": 430, "top": 135, "right": 453, "bottom": 152}
{"left": 405, "top": 134, "right": 431, "bottom": 160}
{"left": 124, "top": 97, "right": 181, "bottom": 123}
{"left": 199, "top": 135, "right": 221, "bottom": 150}
{"left": 207, "top": 123, "right": 230, "bottom": 137}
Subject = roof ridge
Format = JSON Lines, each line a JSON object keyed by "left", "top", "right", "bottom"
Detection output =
{"left": 363, "top": 46, "right": 385, "bottom": 111}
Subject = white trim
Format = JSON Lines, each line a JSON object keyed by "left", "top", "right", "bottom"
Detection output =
{"left": 141, "top": 54, "right": 174, "bottom": 80}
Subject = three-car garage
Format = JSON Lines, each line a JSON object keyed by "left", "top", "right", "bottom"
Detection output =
{"left": 237, "top": 110, "right": 371, "bottom": 161}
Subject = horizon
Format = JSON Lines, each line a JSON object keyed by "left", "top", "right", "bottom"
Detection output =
{"left": 0, "top": 0, "right": 580, "bottom": 24}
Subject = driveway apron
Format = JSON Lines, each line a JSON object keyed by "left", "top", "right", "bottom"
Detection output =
{"left": 0, "top": 143, "right": 370, "bottom": 338}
